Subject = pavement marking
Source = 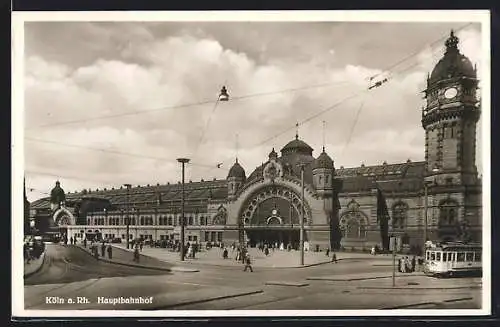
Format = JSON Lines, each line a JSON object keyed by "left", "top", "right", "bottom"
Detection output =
{"left": 265, "top": 281, "right": 309, "bottom": 287}
{"left": 163, "top": 281, "right": 213, "bottom": 287}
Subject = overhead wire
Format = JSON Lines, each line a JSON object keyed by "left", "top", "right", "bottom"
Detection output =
{"left": 25, "top": 80, "right": 351, "bottom": 130}
{"left": 24, "top": 137, "right": 228, "bottom": 171}
{"left": 24, "top": 24, "right": 477, "bottom": 190}
{"left": 202, "top": 24, "right": 476, "bottom": 172}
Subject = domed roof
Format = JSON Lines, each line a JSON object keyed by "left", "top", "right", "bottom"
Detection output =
{"left": 429, "top": 31, "right": 476, "bottom": 84}
{"left": 268, "top": 147, "right": 278, "bottom": 159}
{"left": 281, "top": 136, "right": 314, "bottom": 156}
{"left": 227, "top": 159, "right": 246, "bottom": 179}
{"left": 312, "top": 149, "right": 334, "bottom": 170}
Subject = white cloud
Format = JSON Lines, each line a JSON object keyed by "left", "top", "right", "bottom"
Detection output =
{"left": 23, "top": 25, "right": 484, "bottom": 199}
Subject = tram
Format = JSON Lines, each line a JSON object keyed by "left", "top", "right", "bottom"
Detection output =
{"left": 424, "top": 241, "right": 482, "bottom": 277}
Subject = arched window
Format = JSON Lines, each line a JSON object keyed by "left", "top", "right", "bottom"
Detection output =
{"left": 168, "top": 216, "right": 172, "bottom": 225}
{"left": 392, "top": 202, "right": 409, "bottom": 229}
{"left": 140, "top": 217, "right": 144, "bottom": 225}
{"left": 188, "top": 216, "right": 193, "bottom": 225}
{"left": 439, "top": 199, "right": 458, "bottom": 226}
{"left": 340, "top": 208, "right": 367, "bottom": 239}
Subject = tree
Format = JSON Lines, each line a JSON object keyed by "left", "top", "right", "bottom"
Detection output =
{"left": 377, "top": 188, "right": 390, "bottom": 251}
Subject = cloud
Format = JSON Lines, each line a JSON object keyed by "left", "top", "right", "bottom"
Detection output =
{"left": 23, "top": 23, "right": 484, "bottom": 199}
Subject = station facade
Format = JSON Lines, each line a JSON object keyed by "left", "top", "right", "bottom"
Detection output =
{"left": 28, "top": 31, "right": 482, "bottom": 252}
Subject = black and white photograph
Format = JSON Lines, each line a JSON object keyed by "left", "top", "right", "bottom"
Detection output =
{"left": 12, "top": 10, "right": 491, "bottom": 317}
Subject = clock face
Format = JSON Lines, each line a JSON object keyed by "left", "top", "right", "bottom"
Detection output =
{"left": 444, "top": 87, "right": 458, "bottom": 99}
{"left": 272, "top": 209, "right": 278, "bottom": 216}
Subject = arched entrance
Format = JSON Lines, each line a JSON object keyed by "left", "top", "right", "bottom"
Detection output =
{"left": 240, "top": 185, "right": 310, "bottom": 249}
{"left": 53, "top": 207, "right": 76, "bottom": 242}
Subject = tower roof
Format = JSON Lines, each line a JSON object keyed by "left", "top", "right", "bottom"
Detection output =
{"left": 227, "top": 159, "right": 246, "bottom": 179}
{"left": 312, "top": 150, "right": 334, "bottom": 170}
{"left": 281, "top": 136, "right": 314, "bottom": 156}
{"left": 429, "top": 30, "right": 476, "bottom": 85}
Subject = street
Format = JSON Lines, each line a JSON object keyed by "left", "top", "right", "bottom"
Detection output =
{"left": 24, "top": 244, "right": 482, "bottom": 311}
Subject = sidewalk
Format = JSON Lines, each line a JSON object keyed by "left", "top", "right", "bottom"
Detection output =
{"left": 74, "top": 244, "right": 197, "bottom": 272}
{"left": 24, "top": 252, "right": 46, "bottom": 278}
{"left": 111, "top": 244, "right": 392, "bottom": 268}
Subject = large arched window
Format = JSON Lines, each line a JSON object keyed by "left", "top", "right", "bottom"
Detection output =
{"left": 340, "top": 201, "right": 368, "bottom": 239}
{"left": 392, "top": 202, "right": 409, "bottom": 229}
{"left": 439, "top": 199, "right": 458, "bottom": 226}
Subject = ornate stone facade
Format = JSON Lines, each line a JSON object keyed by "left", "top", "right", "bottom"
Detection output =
{"left": 30, "top": 31, "right": 482, "bottom": 252}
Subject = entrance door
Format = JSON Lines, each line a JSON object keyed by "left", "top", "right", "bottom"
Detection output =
{"left": 246, "top": 229, "right": 299, "bottom": 248}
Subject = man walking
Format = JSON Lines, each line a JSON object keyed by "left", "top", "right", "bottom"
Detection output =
{"left": 107, "top": 244, "right": 113, "bottom": 260}
{"left": 243, "top": 253, "right": 253, "bottom": 272}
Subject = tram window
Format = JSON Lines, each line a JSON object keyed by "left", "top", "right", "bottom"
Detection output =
{"left": 430, "top": 252, "right": 435, "bottom": 260}
{"left": 426, "top": 252, "right": 430, "bottom": 260}
{"left": 457, "top": 252, "right": 465, "bottom": 262}
{"left": 443, "top": 252, "right": 448, "bottom": 262}
{"left": 448, "top": 253, "right": 453, "bottom": 261}
{"left": 436, "top": 252, "right": 441, "bottom": 261}
{"left": 466, "top": 252, "right": 474, "bottom": 262}
{"left": 475, "top": 252, "right": 482, "bottom": 262}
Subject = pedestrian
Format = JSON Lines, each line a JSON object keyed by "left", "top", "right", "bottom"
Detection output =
{"left": 411, "top": 256, "right": 416, "bottom": 273}
{"left": 243, "top": 253, "right": 253, "bottom": 272}
{"left": 134, "top": 244, "right": 140, "bottom": 262}
{"left": 264, "top": 246, "right": 269, "bottom": 256}
{"left": 101, "top": 242, "right": 106, "bottom": 257}
{"left": 140, "top": 241, "right": 143, "bottom": 252}
{"left": 326, "top": 248, "right": 330, "bottom": 257}
{"left": 223, "top": 248, "right": 228, "bottom": 259}
{"left": 107, "top": 244, "right": 113, "bottom": 259}
{"left": 70, "top": 237, "right": 73, "bottom": 245}
{"left": 83, "top": 238, "right": 87, "bottom": 248}
{"left": 332, "top": 252, "right": 337, "bottom": 263}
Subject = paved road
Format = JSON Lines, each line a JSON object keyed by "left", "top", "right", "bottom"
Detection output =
{"left": 25, "top": 244, "right": 171, "bottom": 286}
{"left": 24, "top": 244, "right": 482, "bottom": 311}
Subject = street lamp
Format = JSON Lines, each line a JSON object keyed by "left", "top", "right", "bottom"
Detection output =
{"left": 124, "top": 183, "right": 131, "bottom": 249}
{"left": 298, "top": 163, "right": 306, "bottom": 266}
{"left": 177, "top": 158, "right": 190, "bottom": 261}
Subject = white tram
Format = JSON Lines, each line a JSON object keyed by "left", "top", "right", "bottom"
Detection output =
{"left": 424, "top": 241, "right": 482, "bottom": 277}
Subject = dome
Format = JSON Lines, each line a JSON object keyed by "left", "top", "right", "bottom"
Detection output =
{"left": 429, "top": 31, "right": 476, "bottom": 85}
{"left": 268, "top": 148, "right": 278, "bottom": 159}
{"left": 312, "top": 149, "right": 334, "bottom": 170}
{"left": 227, "top": 159, "right": 246, "bottom": 179}
{"left": 281, "top": 136, "right": 314, "bottom": 156}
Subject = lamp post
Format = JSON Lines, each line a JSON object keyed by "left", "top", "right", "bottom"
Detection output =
{"left": 103, "top": 208, "right": 107, "bottom": 240}
{"left": 177, "top": 158, "right": 190, "bottom": 261}
{"left": 298, "top": 163, "right": 306, "bottom": 266}
{"left": 124, "top": 183, "right": 131, "bottom": 249}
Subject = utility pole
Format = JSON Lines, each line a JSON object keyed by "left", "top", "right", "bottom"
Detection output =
{"left": 177, "top": 158, "right": 190, "bottom": 261}
{"left": 124, "top": 184, "right": 131, "bottom": 249}
{"left": 299, "top": 163, "right": 305, "bottom": 266}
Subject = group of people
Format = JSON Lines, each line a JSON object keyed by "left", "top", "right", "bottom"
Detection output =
{"left": 85, "top": 239, "right": 113, "bottom": 260}
{"left": 24, "top": 238, "right": 45, "bottom": 264}
{"left": 398, "top": 255, "right": 418, "bottom": 273}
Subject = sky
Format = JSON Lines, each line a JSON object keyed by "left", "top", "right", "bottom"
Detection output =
{"left": 22, "top": 20, "right": 484, "bottom": 202}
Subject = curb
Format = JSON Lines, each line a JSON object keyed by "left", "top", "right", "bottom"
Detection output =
{"left": 307, "top": 273, "right": 426, "bottom": 282}
{"left": 149, "top": 289, "right": 264, "bottom": 310}
{"left": 358, "top": 286, "right": 481, "bottom": 290}
{"left": 73, "top": 245, "right": 187, "bottom": 273}
{"left": 23, "top": 252, "right": 46, "bottom": 279}
{"left": 381, "top": 297, "right": 474, "bottom": 309}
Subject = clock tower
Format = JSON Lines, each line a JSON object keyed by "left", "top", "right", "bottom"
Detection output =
{"left": 422, "top": 30, "right": 481, "bottom": 186}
